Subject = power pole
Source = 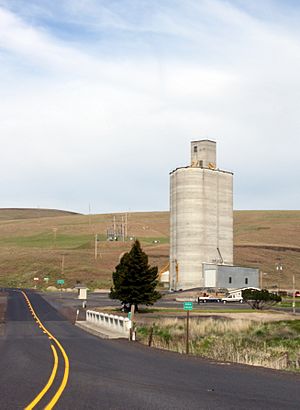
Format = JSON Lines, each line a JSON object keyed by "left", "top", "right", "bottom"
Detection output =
{"left": 95, "top": 234, "right": 98, "bottom": 260}
{"left": 276, "top": 263, "right": 283, "bottom": 293}
{"left": 292, "top": 274, "right": 296, "bottom": 315}
{"left": 125, "top": 212, "right": 128, "bottom": 239}
{"left": 122, "top": 216, "right": 125, "bottom": 242}
{"left": 52, "top": 227, "right": 57, "bottom": 248}
{"left": 175, "top": 260, "right": 179, "bottom": 289}
{"left": 88, "top": 203, "right": 92, "bottom": 230}
{"left": 113, "top": 215, "right": 116, "bottom": 238}
{"left": 61, "top": 255, "right": 65, "bottom": 276}
{"left": 259, "top": 270, "right": 262, "bottom": 289}
{"left": 38, "top": 206, "right": 41, "bottom": 225}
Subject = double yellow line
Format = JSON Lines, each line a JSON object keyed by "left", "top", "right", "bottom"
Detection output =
{"left": 21, "top": 291, "right": 70, "bottom": 409}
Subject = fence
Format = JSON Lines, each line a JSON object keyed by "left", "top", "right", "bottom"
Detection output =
{"left": 86, "top": 310, "right": 131, "bottom": 336}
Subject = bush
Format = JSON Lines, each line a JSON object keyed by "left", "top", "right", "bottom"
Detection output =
{"left": 242, "top": 289, "right": 281, "bottom": 310}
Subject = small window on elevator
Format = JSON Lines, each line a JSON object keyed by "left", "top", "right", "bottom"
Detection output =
{"left": 193, "top": 146, "right": 197, "bottom": 153}
{"left": 245, "top": 277, "right": 248, "bottom": 285}
{"left": 229, "top": 277, "right": 232, "bottom": 284}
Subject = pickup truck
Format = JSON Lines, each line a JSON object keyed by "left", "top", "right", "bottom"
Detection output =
{"left": 221, "top": 294, "right": 243, "bottom": 304}
{"left": 197, "top": 296, "right": 221, "bottom": 303}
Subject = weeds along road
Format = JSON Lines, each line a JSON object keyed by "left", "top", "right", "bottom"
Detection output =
{"left": 1, "top": 290, "right": 300, "bottom": 410}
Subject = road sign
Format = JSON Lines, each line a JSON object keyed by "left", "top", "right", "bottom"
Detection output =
{"left": 128, "top": 312, "right": 131, "bottom": 320}
{"left": 57, "top": 279, "right": 65, "bottom": 285}
{"left": 33, "top": 277, "right": 39, "bottom": 281}
{"left": 183, "top": 301, "right": 193, "bottom": 311}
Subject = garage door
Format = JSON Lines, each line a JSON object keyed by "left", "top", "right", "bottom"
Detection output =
{"left": 204, "top": 269, "right": 216, "bottom": 287}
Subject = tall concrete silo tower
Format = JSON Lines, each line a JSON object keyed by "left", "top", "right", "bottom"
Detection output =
{"left": 169, "top": 140, "right": 233, "bottom": 290}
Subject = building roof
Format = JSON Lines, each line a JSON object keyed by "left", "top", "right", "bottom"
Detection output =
{"left": 191, "top": 139, "right": 216, "bottom": 144}
{"left": 169, "top": 166, "right": 233, "bottom": 176}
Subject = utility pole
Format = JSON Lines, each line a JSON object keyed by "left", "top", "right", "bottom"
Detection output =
{"left": 88, "top": 203, "right": 92, "bottom": 230}
{"left": 292, "top": 274, "right": 296, "bottom": 315}
{"left": 276, "top": 263, "right": 283, "bottom": 293}
{"left": 61, "top": 254, "right": 65, "bottom": 276}
{"left": 38, "top": 206, "right": 41, "bottom": 225}
{"left": 113, "top": 215, "right": 116, "bottom": 238}
{"left": 95, "top": 234, "right": 98, "bottom": 260}
{"left": 122, "top": 216, "right": 125, "bottom": 242}
{"left": 175, "top": 260, "right": 179, "bottom": 289}
{"left": 259, "top": 270, "right": 262, "bottom": 289}
{"left": 52, "top": 227, "right": 57, "bottom": 248}
{"left": 125, "top": 212, "right": 128, "bottom": 239}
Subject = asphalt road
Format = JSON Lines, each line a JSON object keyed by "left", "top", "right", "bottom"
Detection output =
{"left": 42, "top": 291, "right": 300, "bottom": 314}
{"left": 1, "top": 290, "right": 300, "bottom": 409}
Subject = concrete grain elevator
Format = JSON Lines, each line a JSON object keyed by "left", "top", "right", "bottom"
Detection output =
{"left": 169, "top": 140, "right": 233, "bottom": 290}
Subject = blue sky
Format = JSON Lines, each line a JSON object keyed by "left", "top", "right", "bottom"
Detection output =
{"left": 0, "top": 0, "right": 300, "bottom": 213}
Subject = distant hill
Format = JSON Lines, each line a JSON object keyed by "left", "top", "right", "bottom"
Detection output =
{"left": 234, "top": 210, "right": 300, "bottom": 290}
{"left": 0, "top": 209, "right": 298, "bottom": 291}
{"left": 0, "top": 208, "right": 80, "bottom": 221}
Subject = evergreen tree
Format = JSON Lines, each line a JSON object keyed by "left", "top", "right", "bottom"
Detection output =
{"left": 110, "top": 240, "right": 161, "bottom": 310}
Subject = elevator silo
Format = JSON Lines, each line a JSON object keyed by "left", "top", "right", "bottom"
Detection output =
{"left": 169, "top": 140, "right": 233, "bottom": 290}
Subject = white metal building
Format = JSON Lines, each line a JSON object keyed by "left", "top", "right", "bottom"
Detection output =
{"left": 203, "top": 264, "right": 260, "bottom": 290}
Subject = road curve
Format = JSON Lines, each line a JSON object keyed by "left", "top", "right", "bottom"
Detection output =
{"left": 22, "top": 290, "right": 69, "bottom": 409}
{"left": 0, "top": 290, "right": 300, "bottom": 409}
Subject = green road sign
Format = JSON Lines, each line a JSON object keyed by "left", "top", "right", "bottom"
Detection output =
{"left": 57, "top": 279, "right": 65, "bottom": 285}
{"left": 183, "top": 301, "right": 193, "bottom": 311}
{"left": 128, "top": 312, "right": 131, "bottom": 320}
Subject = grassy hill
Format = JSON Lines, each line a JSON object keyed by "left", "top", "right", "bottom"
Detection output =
{"left": 0, "top": 208, "right": 80, "bottom": 221}
{"left": 234, "top": 210, "right": 300, "bottom": 290}
{"left": 0, "top": 208, "right": 299, "bottom": 290}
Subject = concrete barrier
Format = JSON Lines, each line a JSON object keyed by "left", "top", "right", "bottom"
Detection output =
{"left": 86, "top": 310, "right": 131, "bottom": 336}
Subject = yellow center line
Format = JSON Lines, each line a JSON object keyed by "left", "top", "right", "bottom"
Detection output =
{"left": 44, "top": 339, "right": 69, "bottom": 410}
{"left": 21, "top": 291, "right": 70, "bottom": 410}
{"left": 25, "top": 344, "right": 58, "bottom": 410}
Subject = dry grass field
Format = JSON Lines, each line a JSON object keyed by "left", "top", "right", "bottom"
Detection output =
{"left": 234, "top": 210, "right": 300, "bottom": 291}
{"left": 0, "top": 208, "right": 299, "bottom": 290}
{"left": 137, "top": 316, "right": 300, "bottom": 371}
{"left": 0, "top": 209, "right": 169, "bottom": 289}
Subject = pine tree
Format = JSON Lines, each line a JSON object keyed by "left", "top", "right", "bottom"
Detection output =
{"left": 110, "top": 240, "right": 161, "bottom": 310}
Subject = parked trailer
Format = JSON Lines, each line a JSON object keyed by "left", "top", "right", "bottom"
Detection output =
{"left": 197, "top": 296, "right": 221, "bottom": 303}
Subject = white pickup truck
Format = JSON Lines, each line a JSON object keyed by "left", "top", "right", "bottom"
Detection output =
{"left": 221, "top": 294, "right": 243, "bottom": 304}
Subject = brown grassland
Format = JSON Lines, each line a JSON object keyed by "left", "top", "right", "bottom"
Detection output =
{"left": 0, "top": 208, "right": 299, "bottom": 290}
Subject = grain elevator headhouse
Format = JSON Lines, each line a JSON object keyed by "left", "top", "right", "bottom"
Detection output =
{"left": 169, "top": 140, "right": 233, "bottom": 290}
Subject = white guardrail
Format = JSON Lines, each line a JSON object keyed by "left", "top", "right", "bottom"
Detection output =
{"left": 86, "top": 310, "right": 132, "bottom": 336}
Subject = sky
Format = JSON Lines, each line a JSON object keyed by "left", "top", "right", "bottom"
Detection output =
{"left": 0, "top": 0, "right": 300, "bottom": 214}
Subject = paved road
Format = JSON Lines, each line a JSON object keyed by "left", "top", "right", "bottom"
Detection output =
{"left": 1, "top": 290, "right": 300, "bottom": 409}
{"left": 42, "top": 291, "right": 300, "bottom": 315}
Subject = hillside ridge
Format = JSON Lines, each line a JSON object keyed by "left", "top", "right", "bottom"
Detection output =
{"left": 0, "top": 208, "right": 81, "bottom": 221}
{"left": 0, "top": 209, "right": 298, "bottom": 290}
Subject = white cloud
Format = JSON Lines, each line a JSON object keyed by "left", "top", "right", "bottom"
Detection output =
{"left": 0, "top": 1, "right": 300, "bottom": 212}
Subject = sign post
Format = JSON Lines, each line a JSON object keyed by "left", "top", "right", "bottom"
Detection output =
{"left": 183, "top": 302, "right": 193, "bottom": 354}
{"left": 57, "top": 279, "right": 64, "bottom": 293}
{"left": 33, "top": 277, "right": 39, "bottom": 289}
{"left": 129, "top": 305, "right": 135, "bottom": 341}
